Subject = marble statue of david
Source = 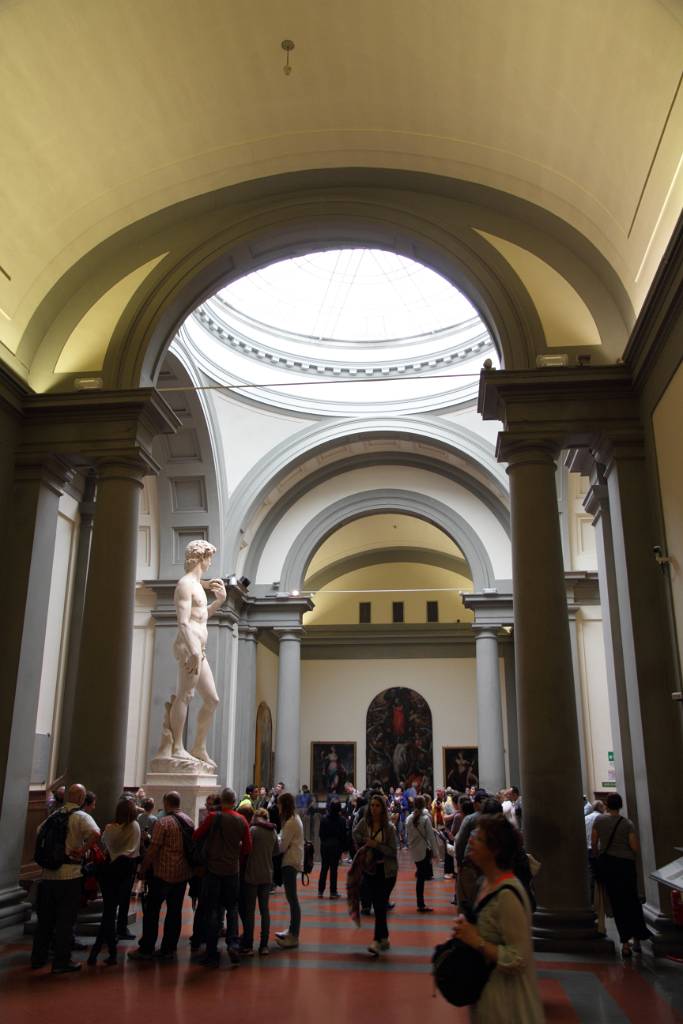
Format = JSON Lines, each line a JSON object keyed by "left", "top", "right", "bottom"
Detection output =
{"left": 169, "top": 539, "right": 226, "bottom": 768}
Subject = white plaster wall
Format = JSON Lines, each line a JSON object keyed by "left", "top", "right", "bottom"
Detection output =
{"left": 576, "top": 606, "right": 614, "bottom": 796}
{"left": 653, "top": 359, "right": 683, "bottom": 665}
{"left": 256, "top": 465, "right": 512, "bottom": 582}
{"left": 207, "top": 389, "right": 317, "bottom": 494}
{"left": 567, "top": 473, "right": 598, "bottom": 572}
{"left": 256, "top": 643, "right": 279, "bottom": 735}
{"left": 125, "top": 586, "right": 156, "bottom": 787}
{"left": 440, "top": 407, "right": 503, "bottom": 449}
{"left": 137, "top": 476, "right": 159, "bottom": 581}
{"left": 35, "top": 493, "right": 79, "bottom": 786}
{"left": 300, "top": 657, "right": 478, "bottom": 790}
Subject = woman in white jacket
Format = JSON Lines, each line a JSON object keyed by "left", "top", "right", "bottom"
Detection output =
{"left": 406, "top": 795, "right": 441, "bottom": 912}
{"left": 275, "top": 792, "right": 304, "bottom": 949}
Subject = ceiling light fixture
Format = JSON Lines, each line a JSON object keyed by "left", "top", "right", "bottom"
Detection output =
{"left": 281, "top": 39, "right": 295, "bottom": 76}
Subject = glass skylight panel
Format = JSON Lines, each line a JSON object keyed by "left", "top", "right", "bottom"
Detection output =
{"left": 218, "top": 249, "right": 478, "bottom": 343}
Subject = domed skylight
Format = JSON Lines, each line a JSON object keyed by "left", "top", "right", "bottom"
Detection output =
{"left": 175, "top": 247, "right": 498, "bottom": 416}
{"left": 217, "top": 249, "right": 478, "bottom": 343}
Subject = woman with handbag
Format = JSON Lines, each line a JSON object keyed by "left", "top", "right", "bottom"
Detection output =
{"left": 406, "top": 795, "right": 441, "bottom": 912}
{"left": 591, "top": 792, "right": 651, "bottom": 958}
{"left": 451, "top": 814, "right": 544, "bottom": 1023}
{"left": 88, "top": 798, "right": 141, "bottom": 966}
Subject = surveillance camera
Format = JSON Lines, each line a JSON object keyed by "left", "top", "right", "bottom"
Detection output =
{"left": 653, "top": 545, "right": 662, "bottom": 556}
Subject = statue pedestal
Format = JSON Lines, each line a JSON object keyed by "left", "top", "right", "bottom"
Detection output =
{"left": 145, "top": 771, "right": 219, "bottom": 823}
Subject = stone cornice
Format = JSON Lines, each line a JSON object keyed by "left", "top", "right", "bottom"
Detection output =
{"left": 478, "top": 366, "right": 642, "bottom": 451}
{"left": 0, "top": 360, "right": 29, "bottom": 417}
{"left": 18, "top": 388, "right": 180, "bottom": 473}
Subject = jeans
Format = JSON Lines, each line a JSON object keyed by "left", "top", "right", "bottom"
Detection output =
{"left": 139, "top": 876, "right": 187, "bottom": 954}
{"left": 415, "top": 855, "right": 432, "bottom": 908}
{"left": 201, "top": 871, "right": 239, "bottom": 955}
{"left": 92, "top": 857, "right": 136, "bottom": 957}
{"left": 31, "top": 877, "right": 82, "bottom": 968}
{"left": 242, "top": 882, "right": 271, "bottom": 949}
{"left": 281, "top": 865, "right": 301, "bottom": 938}
{"left": 365, "top": 865, "right": 392, "bottom": 942}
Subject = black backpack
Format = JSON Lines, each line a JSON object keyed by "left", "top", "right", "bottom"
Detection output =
{"left": 301, "top": 840, "right": 315, "bottom": 885}
{"left": 432, "top": 884, "right": 524, "bottom": 1007}
{"left": 34, "top": 808, "right": 75, "bottom": 870}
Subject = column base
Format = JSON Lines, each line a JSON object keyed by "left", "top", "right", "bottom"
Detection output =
{"left": 0, "top": 885, "right": 32, "bottom": 929}
{"left": 532, "top": 907, "right": 615, "bottom": 955}
{"left": 145, "top": 771, "right": 218, "bottom": 823}
{"left": 644, "top": 903, "right": 683, "bottom": 957}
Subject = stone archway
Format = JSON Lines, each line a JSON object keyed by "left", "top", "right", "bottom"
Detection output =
{"left": 366, "top": 686, "right": 433, "bottom": 792}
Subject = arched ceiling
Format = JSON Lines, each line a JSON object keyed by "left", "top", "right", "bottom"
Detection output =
{"left": 1, "top": 0, "right": 681, "bottom": 389}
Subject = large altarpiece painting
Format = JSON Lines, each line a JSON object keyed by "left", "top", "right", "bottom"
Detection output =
{"left": 366, "top": 687, "right": 433, "bottom": 792}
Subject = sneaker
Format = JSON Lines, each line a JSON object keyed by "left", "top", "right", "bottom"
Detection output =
{"left": 379, "top": 939, "right": 391, "bottom": 951}
{"left": 276, "top": 933, "right": 299, "bottom": 949}
{"left": 275, "top": 929, "right": 289, "bottom": 939}
{"left": 367, "top": 941, "right": 381, "bottom": 957}
{"left": 443, "top": 873, "right": 454, "bottom": 880}
{"left": 240, "top": 948, "right": 255, "bottom": 958}
{"left": 227, "top": 947, "right": 241, "bottom": 965}
{"left": 258, "top": 946, "right": 270, "bottom": 956}
{"left": 417, "top": 906, "right": 434, "bottom": 913}
{"left": 329, "top": 893, "right": 340, "bottom": 900}
{"left": 51, "top": 962, "right": 81, "bottom": 975}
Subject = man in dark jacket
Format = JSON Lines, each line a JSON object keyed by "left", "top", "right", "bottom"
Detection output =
{"left": 318, "top": 799, "right": 347, "bottom": 898}
{"left": 193, "top": 787, "right": 252, "bottom": 967}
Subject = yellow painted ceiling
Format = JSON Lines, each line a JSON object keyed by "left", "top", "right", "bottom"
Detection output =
{"left": 1, "top": 0, "right": 682, "bottom": 376}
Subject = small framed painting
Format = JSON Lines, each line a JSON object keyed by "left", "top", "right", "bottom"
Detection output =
{"left": 443, "top": 746, "right": 479, "bottom": 792}
{"left": 310, "top": 742, "right": 356, "bottom": 798}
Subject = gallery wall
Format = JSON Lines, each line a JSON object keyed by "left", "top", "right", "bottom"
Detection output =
{"left": 299, "top": 656, "right": 479, "bottom": 793}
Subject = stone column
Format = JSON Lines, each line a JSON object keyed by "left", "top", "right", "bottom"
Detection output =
{"left": 473, "top": 626, "right": 506, "bottom": 792}
{"left": 567, "top": 605, "right": 590, "bottom": 798}
{"left": 273, "top": 627, "right": 303, "bottom": 794}
{"left": 232, "top": 626, "right": 258, "bottom": 797}
{"left": 54, "top": 472, "right": 96, "bottom": 778}
{"left": 502, "top": 438, "right": 598, "bottom": 949}
{"left": 502, "top": 641, "right": 520, "bottom": 786}
{"left": 597, "top": 439, "right": 683, "bottom": 929}
{"left": 0, "top": 456, "right": 72, "bottom": 925}
{"left": 66, "top": 458, "right": 146, "bottom": 821}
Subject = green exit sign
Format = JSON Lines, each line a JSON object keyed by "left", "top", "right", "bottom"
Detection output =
{"left": 608, "top": 751, "right": 614, "bottom": 762}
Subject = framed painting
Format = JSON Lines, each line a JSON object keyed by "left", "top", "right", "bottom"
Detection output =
{"left": 443, "top": 746, "right": 479, "bottom": 792}
{"left": 366, "top": 687, "right": 433, "bottom": 793}
{"left": 310, "top": 742, "right": 356, "bottom": 799}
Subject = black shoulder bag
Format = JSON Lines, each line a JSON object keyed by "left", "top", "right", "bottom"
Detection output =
{"left": 594, "top": 816, "right": 624, "bottom": 883}
{"left": 432, "top": 884, "right": 525, "bottom": 1007}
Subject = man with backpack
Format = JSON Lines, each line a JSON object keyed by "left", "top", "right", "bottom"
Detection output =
{"left": 31, "top": 782, "right": 100, "bottom": 974}
{"left": 129, "top": 791, "right": 193, "bottom": 961}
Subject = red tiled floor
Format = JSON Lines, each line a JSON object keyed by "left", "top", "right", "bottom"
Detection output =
{"left": 1, "top": 857, "right": 681, "bottom": 1024}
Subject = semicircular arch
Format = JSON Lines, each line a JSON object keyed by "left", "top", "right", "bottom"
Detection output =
{"left": 278, "top": 489, "right": 496, "bottom": 592}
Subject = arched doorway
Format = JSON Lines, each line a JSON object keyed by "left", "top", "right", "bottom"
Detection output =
{"left": 254, "top": 702, "right": 273, "bottom": 789}
{"left": 366, "top": 687, "right": 433, "bottom": 793}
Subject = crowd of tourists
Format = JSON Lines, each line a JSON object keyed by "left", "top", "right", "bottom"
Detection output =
{"left": 30, "top": 776, "right": 650, "bottom": 1023}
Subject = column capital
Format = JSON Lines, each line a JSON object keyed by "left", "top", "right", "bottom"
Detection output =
{"left": 496, "top": 433, "right": 560, "bottom": 469}
{"left": 94, "top": 456, "right": 148, "bottom": 487}
{"left": 238, "top": 624, "right": 259, "bottom": 642}
{"left": 274, "top": 626, "right": 304, "bottom": 642}
{"left": 583, "top": 481, "right": 609, "bottom": 524}
{"left": 13, "top": 453, "right": 76, "bottom": 495}
{"left": 471, "top": 624, "right": 502, "bottom": 640}
{"left": 593, "top": 433, "right": 646, "bottom": 478}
